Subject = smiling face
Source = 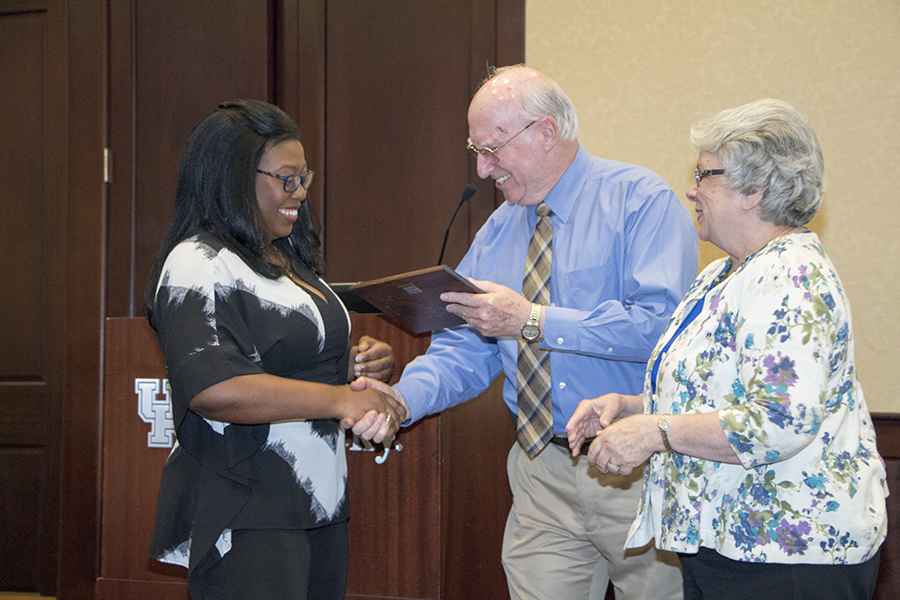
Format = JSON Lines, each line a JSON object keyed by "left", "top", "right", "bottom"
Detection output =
{"left": 467, "top": 84, "right": 556, "bottom": 207}
{"left": 686, "top": 151, "right": 747, "bottom": 252}
{"left": 255, "top": 139, "right": 309, "bottom": 242}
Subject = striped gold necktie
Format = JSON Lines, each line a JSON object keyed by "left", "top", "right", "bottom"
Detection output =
{"left": 516, "top": 201, "right": 553, "bottom": 457}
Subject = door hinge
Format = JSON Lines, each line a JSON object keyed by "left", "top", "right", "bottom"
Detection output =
{"left": 104, "top": 148, "right": 112, "bottom": 184}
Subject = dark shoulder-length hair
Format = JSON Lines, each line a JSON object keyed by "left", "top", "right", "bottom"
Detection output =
{"left": 144, "top": 99, "right": 323, "bottom": 324}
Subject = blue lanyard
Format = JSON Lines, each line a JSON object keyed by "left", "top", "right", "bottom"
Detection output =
{"left": 650, "top": 264, "right": 730, "bottom": 396}
{"left": 649, "top": 232, "right": 809, "bottom": 398}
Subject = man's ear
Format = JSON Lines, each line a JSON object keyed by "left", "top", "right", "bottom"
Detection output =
{"left": 537, "top": 116, "right": 560, "bottom": 151}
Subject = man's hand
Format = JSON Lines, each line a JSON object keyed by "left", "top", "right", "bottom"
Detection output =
{"left": 441, "top": 279, "right": 532, "bottom": 338}
{"left": 344, "top": 377, "right": 410, "bottom": 442}
{"left": 565, "top": 393, "right": 638, "bottom": 456}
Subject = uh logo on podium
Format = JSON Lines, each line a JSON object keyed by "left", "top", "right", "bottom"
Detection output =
{"left": 135, "top": 378, "right": 176, "bottom": 448}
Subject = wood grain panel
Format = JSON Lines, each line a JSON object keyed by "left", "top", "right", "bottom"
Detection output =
{"left": 0, "top": 384, "right": 46, "bottom": 446}
{"left": 873, "top": 413, "right": 900, "bottom": 460}
{"left": 874, "top": 457, "right": 899, "bottom": 600}
{"left": 440, "top": 380, "right": 515, "bottom": 600}
{"left": 323, "top": 0, "right": 481, "bottom": 282}
{"left": 60, "top": 0, "right": 107, "bottom": 595}
{"left": 0, "top": 2, "right": 65, "bottom": 594}
{"left": 108, "top": 0, "right": 273, "bottom": 318}
{"left": 0, "top": 8, "right": 45, "bottom": 406}
{"left": 280, "top": 0, "right": 327, "bottom": 224}
{"left": 346, "top": 315, "right": 438, "bottom": 598}
{"left": 98, "top": 318, "right": 187, "bottom": 592}
{"left": 0, "top": 448, "right": 44, "bottom": 590}
{"left": 873, "top": 415, "right": 900, "bottom": 600}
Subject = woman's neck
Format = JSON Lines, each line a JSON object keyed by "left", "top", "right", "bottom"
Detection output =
{"left": 266, "top": 244, "right": 286, "bottom": 266}
{"left": 729, "top": 225, "right": 805, "bottom": 265}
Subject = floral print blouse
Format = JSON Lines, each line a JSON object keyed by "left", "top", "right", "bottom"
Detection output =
{"left": 626, "top": 232, "right": 888, "bottom": 564}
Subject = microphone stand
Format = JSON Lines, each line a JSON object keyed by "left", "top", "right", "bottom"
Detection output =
{"left": 438, "top": 184, "right": 477, "bottom": 265}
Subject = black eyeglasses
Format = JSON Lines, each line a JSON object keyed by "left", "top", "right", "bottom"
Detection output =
{"left": 694, "top": 168, "right": 725, "bottom": 185}
{"left": 257, "top": 169, "right": 315, "bottom": 193}
{"left": 466, "top": 120, "right": 538, "bottom": 157}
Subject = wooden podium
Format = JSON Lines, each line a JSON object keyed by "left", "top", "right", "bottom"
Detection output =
{"left": 97, "top": 316, "right": 514, "bottom": 599}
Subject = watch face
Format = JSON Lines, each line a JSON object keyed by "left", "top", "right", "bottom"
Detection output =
{"left": 522, "top": 324, "right": 540, "bottom": 341}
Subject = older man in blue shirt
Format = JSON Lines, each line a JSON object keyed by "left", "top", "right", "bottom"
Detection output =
{"left": 356, "top": 65, "right": 697, "bottom": 600}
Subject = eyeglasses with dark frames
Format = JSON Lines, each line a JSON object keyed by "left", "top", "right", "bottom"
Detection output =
{"left": 694, "top": 168, "right": 725, "bottom": 185}
{"left": 466, "top": 120, "right": 538, "bottom": 157}
{"left": 257, "top": 169, "right": 315, "bottom": 193}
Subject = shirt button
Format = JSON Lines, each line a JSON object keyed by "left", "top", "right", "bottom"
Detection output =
{"left": 608, "top": 347, "right": 613, "bottom": 352}
{"left": 558, "top": 381, "right": 566, "bottom": 390}
{"left": 557, "top": 337, "right": 564, "bottom": 344}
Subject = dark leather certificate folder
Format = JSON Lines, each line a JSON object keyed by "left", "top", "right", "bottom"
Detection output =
{"left": 348, "top": 266, "right": 483, "bottom": 333}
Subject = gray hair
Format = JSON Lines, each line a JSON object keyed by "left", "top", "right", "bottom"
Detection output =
{"left": 485, "top": 65, "right": 579, "bottom": 141}
{"left": 690, "top": 99, "right": 825, "bottom": 227}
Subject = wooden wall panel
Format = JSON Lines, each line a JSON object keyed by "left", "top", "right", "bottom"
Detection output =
{"left": 0, "top": 448, "right": 44, "bottom": 590}
{"left": 0, "top": 2, "right": 64, "bottom": 594}
{"left": 345, "top": 318, "right": 440, "bottom": 599}
{"left": 280, "top": 0, "right": 327, "bottom": 223}
{"left": 107, "top": 0, "right": 274, "bottom": 318}
{"left": 0, "top": 11, "right": 44, "bottom": 376}
{"left": 440, "top": 381, "right": 515, "bottom": 599}
{"left": 875, "top": 458, "right": 899, "bottom": 600}
{"left": 873, "top": 415, "right": 900, "bottom": 600}
{"left": 60, "top": 0, "right": 107, "bottom": 594}
{"left": 323, "top": 0, "right": 500, "bottom": 282}
{"left": 97, "top": 318, "right": 189, "bottom": 599}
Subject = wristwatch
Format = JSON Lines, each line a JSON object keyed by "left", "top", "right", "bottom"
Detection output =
{"left": 521, "top": 303, "right": 542, "bottom": 341}
{"left": 657, "top": 414, "right": 674, "bottom": 453}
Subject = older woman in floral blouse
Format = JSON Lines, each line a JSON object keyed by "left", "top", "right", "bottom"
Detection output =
{"left": 566, "top": 99, "right": 887, "bottom": 600}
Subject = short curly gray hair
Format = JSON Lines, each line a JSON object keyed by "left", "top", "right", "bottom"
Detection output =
{"left": 691, "top": 99, "right": 825, "bottom": 227}
{"left": 484, "top": 64, "right": 579, "bottom": 141}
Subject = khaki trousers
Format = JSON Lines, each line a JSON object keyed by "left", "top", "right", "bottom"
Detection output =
{"left": 502, "top": 442, "right": 683, "bottom": 600}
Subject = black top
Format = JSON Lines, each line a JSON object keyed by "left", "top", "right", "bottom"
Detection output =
{"left": 148, "top": 230, "right": 351, "bottom": 576}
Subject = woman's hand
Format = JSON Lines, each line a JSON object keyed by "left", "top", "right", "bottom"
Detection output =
{"left": 349, "top": 335, "right": 394, "bottom": 383}
{"left": 339, "top": 377, "right": 408, "bottom": 444}
{"left": 565, "top": 393, "right": 640, "bottom": 456}
{"left": 584, "top": 413, "right": 660, "bottom": 476}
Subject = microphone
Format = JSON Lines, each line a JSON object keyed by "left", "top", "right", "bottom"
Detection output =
{"left": 438, "top": 184, "right": 477, "bottom": 266}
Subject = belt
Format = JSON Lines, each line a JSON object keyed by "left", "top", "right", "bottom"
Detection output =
{"left": 549, "top": 435, "right": 594, "bottom": 456}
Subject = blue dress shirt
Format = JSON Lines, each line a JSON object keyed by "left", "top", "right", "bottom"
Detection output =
{"left": 394, "top": 145, "right": 698, "bottom": 433}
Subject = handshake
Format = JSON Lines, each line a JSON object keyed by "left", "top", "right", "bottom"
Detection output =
{"left": 342, "top": 376, "right": 408, "bottom": 444}
{"left": 340, "top": 334, "right": 408, "bottom": 444}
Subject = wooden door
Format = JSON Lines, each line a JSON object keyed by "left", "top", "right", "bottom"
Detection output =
{"left": 0, "top": 0, "right": 66, "bottom": 594}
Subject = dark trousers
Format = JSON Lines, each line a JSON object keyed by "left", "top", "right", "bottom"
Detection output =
{"left": 678, "top": 546, "right": 881, "bottom": 600}
{"left": 193, "top": 522, "right": 348, "bottom": 600}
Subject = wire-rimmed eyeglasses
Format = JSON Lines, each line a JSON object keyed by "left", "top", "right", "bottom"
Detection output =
{"left": 466, "top": 120, "right": 538, "bottom": 157}
{"left": 257, "top": 169, "right": 315, "bottom": 193}
{"left": 694, "top": 168, "right": 725, "bottom": 185}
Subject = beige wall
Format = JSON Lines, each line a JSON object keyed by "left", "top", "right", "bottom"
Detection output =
{"left": 526, "top": 0, "right": 900, "bottom": 412}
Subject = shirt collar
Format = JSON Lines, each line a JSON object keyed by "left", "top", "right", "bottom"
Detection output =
{"left": 537, "top": 143, "right": 590, "bottom": 224}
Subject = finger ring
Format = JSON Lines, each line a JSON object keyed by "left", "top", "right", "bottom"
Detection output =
{"left": 608, "top": 462, "right": 619, "bottom": 472}
{"left": 385, "top": 414, "right": 392, "bottom": 423}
